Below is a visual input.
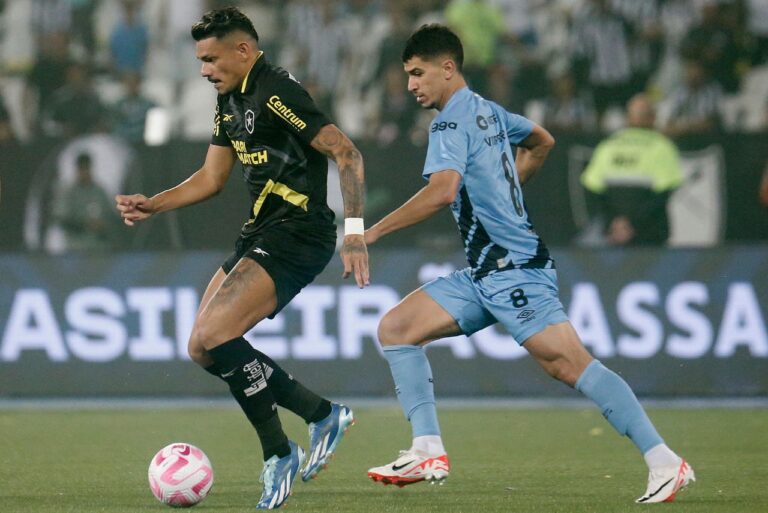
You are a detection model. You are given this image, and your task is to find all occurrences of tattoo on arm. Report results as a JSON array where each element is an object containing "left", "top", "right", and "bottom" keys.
[{"left": 313, "top": 125, "right": 365, "bottom": 218}]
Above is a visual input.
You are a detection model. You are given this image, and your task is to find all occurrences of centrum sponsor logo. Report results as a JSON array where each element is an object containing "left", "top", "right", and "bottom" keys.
[{"left": 267, "top": 95, "right": 307, "bottom": 131}]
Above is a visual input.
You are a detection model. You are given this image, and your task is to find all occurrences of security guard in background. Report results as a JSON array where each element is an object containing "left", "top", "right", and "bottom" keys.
[{"left": 581, "top": 94, "right": 683, "bottom": 245}]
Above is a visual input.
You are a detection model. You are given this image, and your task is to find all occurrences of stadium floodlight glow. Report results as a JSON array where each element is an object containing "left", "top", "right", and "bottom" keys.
[{"left": 144, "top": 107, "right": 172, "bottom": 146}]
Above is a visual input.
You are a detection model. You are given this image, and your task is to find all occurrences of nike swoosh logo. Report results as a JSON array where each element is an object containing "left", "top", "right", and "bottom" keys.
[
  {"left": 640, "top": 477, "right": 674, "bottom": 502},
  {"left": 221, "top": 368, "right": 237, "bottom": 379},
  {"left": 391, "top": 460, "right": 415, "bottom": 471}
]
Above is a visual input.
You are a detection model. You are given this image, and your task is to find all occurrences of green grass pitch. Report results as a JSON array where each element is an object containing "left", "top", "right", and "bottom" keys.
[{"left": 1, "top": 406, "right": 766, "bottom": 513}]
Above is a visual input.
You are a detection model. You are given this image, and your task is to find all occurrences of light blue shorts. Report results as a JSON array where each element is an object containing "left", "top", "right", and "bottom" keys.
[{"left": 422, "top": 267, "right": 569, "bottom": 345}]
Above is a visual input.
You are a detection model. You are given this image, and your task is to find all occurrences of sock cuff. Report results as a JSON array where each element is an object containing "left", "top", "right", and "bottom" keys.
[
  {"left": 574, "top": 359, "right": 603, "bottom": 392},
  {"left": 407, "top": 399, "right": 436, "bottom": 420},
  {"left": 208, "top": 337, "right": 255, "bottom": 369},
  {"left": 382, "top": 345, "right": 423, "bottom": 354}
]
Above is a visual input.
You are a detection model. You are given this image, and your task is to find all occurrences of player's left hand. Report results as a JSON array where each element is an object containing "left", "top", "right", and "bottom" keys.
[{"left": 341, "top": 234, "right": 369, "bottom": 288}]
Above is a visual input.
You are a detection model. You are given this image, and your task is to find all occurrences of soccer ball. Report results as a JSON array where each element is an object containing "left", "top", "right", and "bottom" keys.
[{"left": 148, "top": 442, "right": 214, "bottom": 508}]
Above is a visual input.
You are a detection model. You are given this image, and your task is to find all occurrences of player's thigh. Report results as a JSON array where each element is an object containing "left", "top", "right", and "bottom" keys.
[
  {"left": 379, "top": 268, "right": 494, "bottom": 346},
  {"left": 524, "top": 321, "right": 593, "bottom": 386},
  {"left": 193, "top": 258, "right": 278, "bottom": 349},
  {"left": 379, "top": 289, "right": 463, "bottom": 346},
  {"left": 197, "top": 267, "right": 227, "bottom": 317},
  {"left": 188, "top": 268, "right": 228, "bottom": 360}
]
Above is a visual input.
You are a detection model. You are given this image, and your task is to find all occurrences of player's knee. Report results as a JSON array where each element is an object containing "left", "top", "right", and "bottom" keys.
[
  {"left": 544, "top": 359, "right": 581, "bottom": 387},
  {"left": 187, "top": 342, "right": 208, "bottom": 366},
  {"left": 188, "top": 321, "right": 223, "bottom": 353},
  {"left": 378, "top": 311, "right": 409, "bottom": 346}
]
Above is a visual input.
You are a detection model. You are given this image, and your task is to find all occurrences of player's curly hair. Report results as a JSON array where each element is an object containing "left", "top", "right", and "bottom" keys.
[
  {"left": 191, "top": 6, "right": 259, "bottom": 42},
  {"left": 402, "top": 24, "right": 463, "bottom": 71}
]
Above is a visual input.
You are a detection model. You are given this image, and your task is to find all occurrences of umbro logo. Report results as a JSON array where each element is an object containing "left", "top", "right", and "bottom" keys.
[
  {"left": 252, "top": 248, "right": 270, "bottom": 257},
  {"left": 517, "top": 310, "right": 535, "bottom": 319}
]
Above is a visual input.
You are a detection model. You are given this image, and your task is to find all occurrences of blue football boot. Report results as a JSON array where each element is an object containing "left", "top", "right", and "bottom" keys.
[
  {"left": 256, "top": 441, "right": 305, "bottom": 509},
  {"left": 301, "top": 403, "right": 355, "bottom": 481}
]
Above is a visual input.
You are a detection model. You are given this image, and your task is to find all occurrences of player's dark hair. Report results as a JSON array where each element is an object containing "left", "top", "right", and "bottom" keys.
[
  {"left": 402, "top": 24, "right": 463, "bottom": 71},
  {"left": 191, "top": 6, "right": 259, "bottom": 42}
]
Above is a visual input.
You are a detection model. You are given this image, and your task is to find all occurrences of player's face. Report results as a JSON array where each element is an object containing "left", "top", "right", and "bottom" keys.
[
  {"left": 196, "top": 36, "right": 248, "bottom": 94},
  {"left": 403, "top": 56, "right": 448, "bottom": 110}
]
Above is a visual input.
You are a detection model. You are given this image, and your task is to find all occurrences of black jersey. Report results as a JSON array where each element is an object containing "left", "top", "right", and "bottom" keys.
[{"left": 211, "top": 54, "right": 336, "bottom": 240}]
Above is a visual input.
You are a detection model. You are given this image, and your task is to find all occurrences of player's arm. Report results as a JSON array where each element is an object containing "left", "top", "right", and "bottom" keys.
[
  {"left": 515, "top": 124, "right": 555, "bottom": 185},
  {"left": 310, "top": 123, "right": 369, "bottom": 287},
  {"left": 116, "top": 144, "right": 236, "bottom": 226},
  {"left": 365, "top": 170, "right": 461, "bottom": 245}
]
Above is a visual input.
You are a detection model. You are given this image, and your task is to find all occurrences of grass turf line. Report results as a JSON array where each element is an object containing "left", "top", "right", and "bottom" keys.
[{"left": 0, "top": 407, "right": 766, "bottom": 512}]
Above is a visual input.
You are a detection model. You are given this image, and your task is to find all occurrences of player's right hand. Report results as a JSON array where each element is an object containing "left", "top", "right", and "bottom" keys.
[{"left": 115, "top": 194, "right": 155, "bottom": 226}]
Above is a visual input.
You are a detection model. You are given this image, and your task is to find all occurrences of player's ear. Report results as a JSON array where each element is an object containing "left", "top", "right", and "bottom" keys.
[
  {"left": 236, "top": 40, "right": 251, "bottom": 61},
  {"left": 442, "top": 59, "right": 456, "bottom": 80}
]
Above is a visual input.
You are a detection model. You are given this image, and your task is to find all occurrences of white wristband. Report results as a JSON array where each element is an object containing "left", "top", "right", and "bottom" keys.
[{"left": 344, "top": 217, "right": 364, "bottom": 236}]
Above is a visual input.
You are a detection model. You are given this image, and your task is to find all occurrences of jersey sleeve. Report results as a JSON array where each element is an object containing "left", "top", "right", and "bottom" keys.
[
  {"left": 210, "top": 96, "right": 231, "bottom": 147},
  {"left": 422, "top": 119, "right": 469, "bottom": 179},
  {"left": 503, "top": 111, "right": 534, "bottom": 145},
  {"left": 262, "top": 75, "right": 331, "bottom": 145}
]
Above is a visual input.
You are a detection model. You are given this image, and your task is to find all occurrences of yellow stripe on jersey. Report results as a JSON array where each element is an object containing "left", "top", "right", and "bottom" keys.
[{"left": 251, "top": 179, "right": 309, "bottom": 220}]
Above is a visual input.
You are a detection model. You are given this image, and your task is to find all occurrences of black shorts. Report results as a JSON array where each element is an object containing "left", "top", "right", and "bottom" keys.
[{"left": 221, "top": 224, "right": 336, "bottom": 318}]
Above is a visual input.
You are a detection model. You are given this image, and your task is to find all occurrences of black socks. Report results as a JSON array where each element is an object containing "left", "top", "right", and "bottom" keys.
[
  {"left": 254, "top": 350, "right": 332, "bottom": 423},
  {"left": 208, "top": 337, "right": 290, "bottom": 460}
]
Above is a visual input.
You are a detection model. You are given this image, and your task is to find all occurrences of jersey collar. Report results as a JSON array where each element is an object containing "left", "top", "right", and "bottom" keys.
[
  {"left": 442, "top": 86, "right": 471, "bottom": 112},
  {"left": 239, "top": 51, "right": 265, "bottom": 95}
]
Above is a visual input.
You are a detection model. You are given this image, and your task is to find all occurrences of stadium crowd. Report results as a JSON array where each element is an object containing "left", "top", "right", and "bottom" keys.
[
  {"left": 0, "top": 0, "right": 767, "bottom": 145},
  {"left": 1, "top": 0, "right": 767, "bottom": 253}
]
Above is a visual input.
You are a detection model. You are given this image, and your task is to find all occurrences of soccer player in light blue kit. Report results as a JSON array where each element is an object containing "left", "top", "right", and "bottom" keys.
[{"left": 365, "top": 25, "right": 694, "bottom": 504}]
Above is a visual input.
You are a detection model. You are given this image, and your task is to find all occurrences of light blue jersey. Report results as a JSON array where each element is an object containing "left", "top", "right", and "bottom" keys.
[{"left": 423, "top": 87, "right": 553, "bottom": 279}]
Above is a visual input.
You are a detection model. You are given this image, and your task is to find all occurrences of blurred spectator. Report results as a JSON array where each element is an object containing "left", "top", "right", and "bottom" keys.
[
  {"left": 31, "top": 0, "right": 72, "bottom": 42},
  {"left": 611, "top": 0, "right": 664, "bottom": 93},
  {"left": 44, "top": 62, "right": 106, "bottom": 138},
  {"left": 581, "top": 94, "right": 684, "bottom": 245},
  {"left": 109, "top": 0, "right": 149, "bottom": 77},
  {"left": 748, "top": 0, "right": 768, "bottom": 64},
  {"left": 26, "top": 33, "right": 74, "bottom": 120},
  {"left": 445, "top": 0, "right": 506, "bottom": 97},
  {"left": 70, "top": 0, "right": 97, "bottom": 60},
  {"left": 760, "top": 160, "right": 768, "bottom": 208},
  {"left": 281, "top": 0, "right": 349, "bottom": 113},
  {"left": 657, "top": 59, "right": 723, "bottom": 137},
  {"left": 52, "top": 153, "right": 117, "bottom": 252},
  {"left": 680, "top": 1, "right": 751, "bottom": 93},
  {"left": 570, "top": 0, "right": 635, "bottom": 117},
  {"left": 111, "top": 72, "right": 155, "bottom": 145},
  {"left": 0, "top": 93, "right": 17, "bottom": 145},
  {"left": 369, "top": 62, "right": 417, "bottom": 146},
  {"left": 652, "top": 0, "right": 701, "bottom": 98},
  {"left": 542, "top": 68, "right": 599, "bottom": 132}
]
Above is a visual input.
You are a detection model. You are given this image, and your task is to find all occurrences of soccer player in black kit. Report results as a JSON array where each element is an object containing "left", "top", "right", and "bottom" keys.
[{"left": 115, "top": 7, "right": 368, "bottom": 510}]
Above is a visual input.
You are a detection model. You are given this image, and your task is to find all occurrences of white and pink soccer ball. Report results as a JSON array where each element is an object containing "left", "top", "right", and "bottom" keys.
[{"left": 148, "top": 443, "right": 214, "bottom": 508}]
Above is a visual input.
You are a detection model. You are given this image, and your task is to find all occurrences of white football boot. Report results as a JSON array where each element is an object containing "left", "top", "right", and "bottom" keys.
[
  {"left": 636, "top": 458, "right": 695, "bottom": 503},
  {"left": 367, "top": 449, "right": 450, "bottom": 487}
]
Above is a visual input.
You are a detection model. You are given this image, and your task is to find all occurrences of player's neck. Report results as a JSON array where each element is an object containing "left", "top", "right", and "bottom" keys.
[{"left": 437, "top": 77, "right": 467, "bottom": 111}]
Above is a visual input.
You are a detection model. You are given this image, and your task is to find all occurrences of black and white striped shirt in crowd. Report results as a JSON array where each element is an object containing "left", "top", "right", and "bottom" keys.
[
  {"left": 611, "top": 0, "right": 661, "bottom": 75},
  {"left": 570, "top": 6, "right": 632, "bottom": 86},
  {"left": 657, "top": 82, "right": 724, "bottom": 128}
]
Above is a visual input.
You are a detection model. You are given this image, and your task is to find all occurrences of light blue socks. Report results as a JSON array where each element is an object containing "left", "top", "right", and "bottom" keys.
[
  {"left": 576, "top": 360, "right": 663, "bottom": 454},
  {"left": 382, "top": 345, "right": 441, "bottom": 437}
]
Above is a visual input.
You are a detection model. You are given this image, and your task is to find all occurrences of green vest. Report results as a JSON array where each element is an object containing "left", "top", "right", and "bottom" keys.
[{"left": 581, "top": 128, "right": 683, "bottom": 193}]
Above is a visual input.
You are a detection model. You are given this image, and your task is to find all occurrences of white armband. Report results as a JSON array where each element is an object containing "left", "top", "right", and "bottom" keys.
[{"left": 344, "top": 217, "right": 364, "bottom": 236}]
